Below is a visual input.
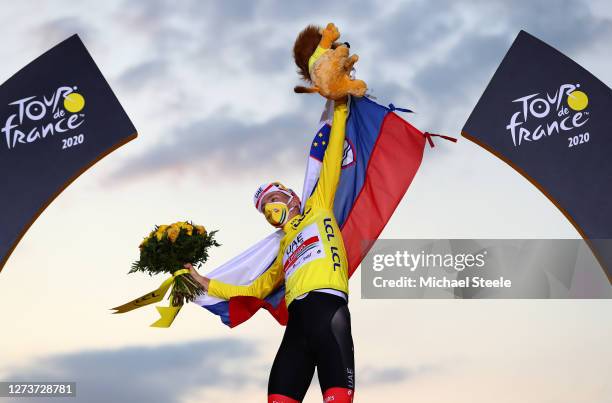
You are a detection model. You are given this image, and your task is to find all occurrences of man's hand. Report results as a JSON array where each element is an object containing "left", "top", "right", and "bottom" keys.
[{"left": 184, "top": 263, "right": 210, "bottom": 292}]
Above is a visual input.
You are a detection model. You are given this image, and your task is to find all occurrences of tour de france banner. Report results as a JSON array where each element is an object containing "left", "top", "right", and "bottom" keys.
[
  {"left": 458, "top": 30, "right": 612, "bottom": 293},
  {"left": 0, "top": 34, "right": 137, "bottom": 272}
]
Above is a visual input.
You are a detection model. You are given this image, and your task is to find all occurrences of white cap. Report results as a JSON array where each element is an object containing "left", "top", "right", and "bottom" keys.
[{"left": 253, "top": 181, "right": 292, "bottom": 212}]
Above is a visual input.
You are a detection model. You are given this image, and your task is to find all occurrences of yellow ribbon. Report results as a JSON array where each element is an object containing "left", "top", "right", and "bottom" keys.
[{"left": 111, "top": 268, "right": 191, "bottom": 328}]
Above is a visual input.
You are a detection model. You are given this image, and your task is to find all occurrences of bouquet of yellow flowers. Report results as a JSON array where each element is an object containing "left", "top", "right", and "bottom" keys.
[
  {"left": 131, "top": 221, "right": 219, "bottom": 305},
  {"left": 112, "top": 221, "right": 219, "bottom": 327}
]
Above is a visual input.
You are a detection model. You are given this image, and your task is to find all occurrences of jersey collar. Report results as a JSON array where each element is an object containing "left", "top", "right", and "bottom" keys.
[{"left": 283, "top": 214, "right": 302, "bottom": 231}]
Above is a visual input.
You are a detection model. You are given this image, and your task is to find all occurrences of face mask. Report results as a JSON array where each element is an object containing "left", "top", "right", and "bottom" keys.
[{"left": 264, "top": 194, "right": 296, "bottom": 227}]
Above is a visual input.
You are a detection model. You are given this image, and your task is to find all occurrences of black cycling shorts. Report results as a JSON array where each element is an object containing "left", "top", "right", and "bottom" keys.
[{"left": 267, "top": 291, "right": 355, "bottom": 401}]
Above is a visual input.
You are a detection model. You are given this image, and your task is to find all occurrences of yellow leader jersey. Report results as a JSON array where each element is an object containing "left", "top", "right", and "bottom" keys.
[{"left": 208, "top": 102, "right": 349, "bottom": 308}]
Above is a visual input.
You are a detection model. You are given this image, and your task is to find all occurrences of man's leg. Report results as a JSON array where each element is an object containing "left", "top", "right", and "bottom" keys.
[
  {"left": 268, "top": 394, "right": 299, "bottom": 403},
  {"left": 268, "top": 307, "right": 316, "bottom": 402},
  {"left": 312, "top": 293, "right": 355, "bottom": 403},
  {"left": 315, "top": 301, "right": 355, "bottom": 403}
]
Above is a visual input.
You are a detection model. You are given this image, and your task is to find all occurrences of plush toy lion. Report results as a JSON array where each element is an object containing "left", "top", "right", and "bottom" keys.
[{"left": 293, "top": 23, "right": 367, "bottom": 101}]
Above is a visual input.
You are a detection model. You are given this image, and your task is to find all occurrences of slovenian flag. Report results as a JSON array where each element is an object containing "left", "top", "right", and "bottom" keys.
[{"left": 192, "top": 96, "right": 452, "bottom": 327}]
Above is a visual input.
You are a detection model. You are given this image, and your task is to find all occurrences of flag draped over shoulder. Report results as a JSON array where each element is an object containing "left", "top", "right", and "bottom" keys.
[
  {"left": 193, "top": 96, "right": 434, "bottom": 327},
  {"left": 0, "top": 35, "right": 137, "bottom": 272},
  {"left": 462, "top": 30, "right": 612, "bottom": 284}
]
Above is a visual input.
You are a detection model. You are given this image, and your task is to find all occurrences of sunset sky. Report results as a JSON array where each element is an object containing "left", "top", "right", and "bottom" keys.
[{"left": 1, "top": 1, "right": 611, "bottom": 402}]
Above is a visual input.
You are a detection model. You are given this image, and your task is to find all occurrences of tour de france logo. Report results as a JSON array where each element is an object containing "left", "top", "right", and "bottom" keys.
[
  {"left": 2, "top": 85, "right": 86, "bottom": 151},
  {"left": 505, "top": 83, "right": 590, "bottom": 149}
]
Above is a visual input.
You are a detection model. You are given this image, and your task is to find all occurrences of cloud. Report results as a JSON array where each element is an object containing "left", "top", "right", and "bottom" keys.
[
  {"left": 99, "top": 0, "right": 612, "bottom": 185},
  {"left": 411, "top": 31, "right": 511, "bottom": 104},
  {"left": 503, "top": 0, "right": 612, "bottom": 51},
  {"left": 102, "top": 108, "right": 320, "bottom": 185},
  {"left": 117, "top": 59, "right": 169, "bottom": 92},
  {"left": 357, "top": 364, "right": 436, "bottom": 385},
  {"left": 33, "top": 16, "right": 97, "bottom": 49},
  {"left": 3, "top": 339, "right": 263, "bottom": 403},
  {"left": 360, "top": 0, "right": 612, "bottom": 133},
  {"left": 2, "top": 336, "right": 441, "bottom": 403},
  {"left": 256, "top": 0, "right": 381, "bottom": 20}
]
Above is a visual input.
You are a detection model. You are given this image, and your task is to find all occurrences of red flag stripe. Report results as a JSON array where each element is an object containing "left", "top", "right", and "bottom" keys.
[{"left": 341, "top": 112, "right": 426, "bottom": 277}]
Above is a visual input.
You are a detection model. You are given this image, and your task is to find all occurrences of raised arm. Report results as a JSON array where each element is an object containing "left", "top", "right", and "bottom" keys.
[
  {"left": 188, "top": 260, "right": 284, "bottom": 300},
  {"left": 308, "top": 100, "right": 349, "bottom": 210}
]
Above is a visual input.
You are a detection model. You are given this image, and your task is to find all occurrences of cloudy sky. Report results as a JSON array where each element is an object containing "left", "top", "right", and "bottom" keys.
[{"left": 1, "top": 1, "right": 611, "bottom": 402}]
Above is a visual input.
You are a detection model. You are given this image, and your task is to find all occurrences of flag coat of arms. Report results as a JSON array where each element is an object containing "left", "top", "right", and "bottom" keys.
[
  {"left": 0, "top": 35, "right": 137, "bottom": 272},
  {"left": 194, "top": 96, "right": 436, "bottom": 327}
]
